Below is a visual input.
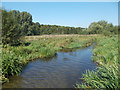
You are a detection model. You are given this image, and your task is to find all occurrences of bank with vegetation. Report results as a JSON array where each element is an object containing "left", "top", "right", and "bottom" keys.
[
  {"left": 1, "top": 9, "right": 119, "bottom": 88},
  {"left": 75, "top": 36, "right": 119, "bottom": 88},
  {"left": 1, "top": 35, "right": 97, "bottom": 84}
]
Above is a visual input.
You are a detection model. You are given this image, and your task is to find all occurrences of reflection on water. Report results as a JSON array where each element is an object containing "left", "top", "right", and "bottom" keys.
[{"left": 3, "top": 46, "right": 96, "bottom": 88}]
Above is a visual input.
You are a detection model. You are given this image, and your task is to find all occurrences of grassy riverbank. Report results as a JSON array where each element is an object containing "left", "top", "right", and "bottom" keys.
[
  {"left": 75, "top": 36, "right": 119, "bottom": 88},
  {"left": 1, "top": 35, "right": 97, "bottom": 84},
  {"left": 2, "top": 35, "right": 118, "bottom": 88}
]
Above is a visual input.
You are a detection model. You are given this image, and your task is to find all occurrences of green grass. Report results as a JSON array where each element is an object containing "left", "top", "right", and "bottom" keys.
[
  {"left": 75, "top": 36, "right": 119, "bottom": 89},
  {"left": 1, "top": 35, "right": 96, "bottom": 83}
]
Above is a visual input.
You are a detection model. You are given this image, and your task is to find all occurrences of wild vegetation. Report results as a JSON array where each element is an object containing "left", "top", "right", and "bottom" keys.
[
  {"left": 75, "top": 36, "right": 119, "bottom": 88},
  {"left": 1, "top": 35, "right": 97, "bottom": 83},
  {"left": 1, "top": 9, "right": 119, "bottom": 89}
]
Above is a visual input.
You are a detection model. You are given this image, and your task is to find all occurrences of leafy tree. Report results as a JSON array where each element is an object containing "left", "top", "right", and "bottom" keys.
[
  {"left": 87, "top": 20, "right": 117, "bottom": 35},
  {"left": 28, "top": 22, "right": 40, "bottom": 35},
  {"left": 2, "top": 10, "right": 33, "bottom": 46},
  {"left": 2, "top": 10, "right": 21, "bottom": 46}
]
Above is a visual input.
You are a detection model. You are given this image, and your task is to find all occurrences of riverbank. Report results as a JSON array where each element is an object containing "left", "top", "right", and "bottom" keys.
[
  {"left": 1, "top": 35, "right": 98, "bottom": 84},
  {"left": 2, "top": 35, "right": 118, "bottom": 88},
  {"left": 2, "top": 45, "right": 96, "bottom": 88},
  {"left": 75, "top": 36, "right": 119, "bottom": 88}
]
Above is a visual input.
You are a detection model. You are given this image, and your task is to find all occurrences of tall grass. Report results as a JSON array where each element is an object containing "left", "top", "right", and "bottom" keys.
[
  {"left": 1, "top": 35, "right": 96, "bottom": 83},
  {"left": 75, "top": 36, "right": 119, "bottom": 89}
]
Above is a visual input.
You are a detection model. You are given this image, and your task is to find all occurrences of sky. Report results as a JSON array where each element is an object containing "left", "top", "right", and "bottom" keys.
[
  {"left": 2, "top": 0, "right": 120, "bottom": 2},
  {"left": 2, "top": 2, "right": 118, "bottom": 28}
]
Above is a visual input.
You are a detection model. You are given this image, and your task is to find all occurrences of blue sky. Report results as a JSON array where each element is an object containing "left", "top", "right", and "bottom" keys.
[{"left": 2, "top": 2, "right": 118, "bottom": 28}]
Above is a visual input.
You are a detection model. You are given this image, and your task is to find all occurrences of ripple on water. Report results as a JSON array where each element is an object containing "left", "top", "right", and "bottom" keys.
[{"left": 3, "top": 46, "right": 96, "bottom": 88}]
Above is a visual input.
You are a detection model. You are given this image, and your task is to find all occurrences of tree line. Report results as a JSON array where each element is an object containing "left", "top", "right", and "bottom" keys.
[{"left": 1, "top": 9, "right": 118, "bottom": 46}]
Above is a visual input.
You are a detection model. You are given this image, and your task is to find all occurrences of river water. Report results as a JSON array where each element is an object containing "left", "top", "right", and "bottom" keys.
[{"left": 3, "top": 45, "right": 96, "bottom": 88}]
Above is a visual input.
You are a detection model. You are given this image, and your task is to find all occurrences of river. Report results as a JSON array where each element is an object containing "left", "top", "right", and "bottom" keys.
[{"left": 3, "top": 45, "right": 96, "bottom": 88}]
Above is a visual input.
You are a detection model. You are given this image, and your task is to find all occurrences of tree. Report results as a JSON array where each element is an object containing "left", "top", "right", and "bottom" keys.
[
  {"left": 2, "top": 10, "right": 21, "bottom": 46},
  {"left": 87, "top": 20, "right": 117, "bottom": 35},
  {"left": 2, "top": 9, "right": 33, "bottom": 46}
]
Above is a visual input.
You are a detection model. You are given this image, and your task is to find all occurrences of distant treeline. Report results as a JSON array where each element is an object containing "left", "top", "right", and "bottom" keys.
[
  {"left": 2, "top": 10, "right": 85, "bottom": 36},
  {"left": 2, "top": 9, "right": 118, "bottom": 45}
]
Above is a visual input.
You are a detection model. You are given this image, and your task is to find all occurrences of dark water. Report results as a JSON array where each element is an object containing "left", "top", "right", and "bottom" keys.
[{"left": 3, "top": 46, "right": 96, "bottom": 88}]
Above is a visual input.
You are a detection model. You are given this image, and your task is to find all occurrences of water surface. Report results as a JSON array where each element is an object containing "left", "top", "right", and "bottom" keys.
[{"left": 3, "top": 46, "right": 96, "bottom": 88}]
